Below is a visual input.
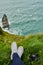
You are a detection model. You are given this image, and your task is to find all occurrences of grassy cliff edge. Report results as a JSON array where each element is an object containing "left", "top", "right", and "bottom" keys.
[{"left": 0, "top": 28, "right": 43, "bottom": 65}]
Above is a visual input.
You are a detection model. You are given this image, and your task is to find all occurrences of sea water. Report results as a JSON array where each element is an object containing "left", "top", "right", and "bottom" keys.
[{"left": 0, "top": 0, "right": 43, "bottom": 35}]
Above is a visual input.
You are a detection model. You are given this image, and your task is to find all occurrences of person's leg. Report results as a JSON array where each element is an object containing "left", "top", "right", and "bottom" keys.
[
  {"left": 11, "top": 53, "right": 24, "bottom": 65},
  {"left": 11, "top": 42, "right": 24, "bottom": 65}
]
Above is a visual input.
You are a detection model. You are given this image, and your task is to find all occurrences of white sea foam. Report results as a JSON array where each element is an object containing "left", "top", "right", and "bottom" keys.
[
  {"left": 9, "top": 28, "right": 23, "bottom": 35},
  {"left": 0, "top": 18, "right": 23, "bottom": 35},
  {"left": 0, "top": 18, "right": 2, "bottom": 27}
]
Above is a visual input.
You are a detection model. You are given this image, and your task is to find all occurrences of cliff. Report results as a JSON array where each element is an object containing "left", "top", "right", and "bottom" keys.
[{"left": 0, "top": 28, "right": 43, "bottom": 65}]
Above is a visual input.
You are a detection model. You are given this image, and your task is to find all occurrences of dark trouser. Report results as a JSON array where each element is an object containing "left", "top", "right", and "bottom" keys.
[{"left": 11, "top": 53, "right": 24, "bottom": 65}]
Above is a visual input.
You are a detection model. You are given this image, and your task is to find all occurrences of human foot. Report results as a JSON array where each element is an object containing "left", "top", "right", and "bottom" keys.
[
  {"left": 17, "top": 46, "right": 24, "bottom": 58},
  {"left": 11, "top": 42, "right": 17, "bottom": 60}
]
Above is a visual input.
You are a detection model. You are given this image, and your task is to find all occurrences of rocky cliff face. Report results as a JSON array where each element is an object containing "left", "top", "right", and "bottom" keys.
[
  {"left": 2, "top": 14, "right": 9, "bottom": 29},
  {"left": 0, "top": 27, "right": 4, "bottom": 35}
]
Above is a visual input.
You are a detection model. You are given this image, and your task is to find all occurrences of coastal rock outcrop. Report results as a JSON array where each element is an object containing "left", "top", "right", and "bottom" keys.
[{"left": 2, "top": 14, "right": 9, "bottom": 29}]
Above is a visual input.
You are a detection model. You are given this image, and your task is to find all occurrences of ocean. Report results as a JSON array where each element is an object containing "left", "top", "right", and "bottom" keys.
[{"left": 0, "top": 0, "right": 43, "bottom": 35}]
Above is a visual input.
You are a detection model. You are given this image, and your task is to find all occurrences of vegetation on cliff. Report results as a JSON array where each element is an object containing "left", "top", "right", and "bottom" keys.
[{"left": 0, "top": 28, "right": 43, "bottom": 65}]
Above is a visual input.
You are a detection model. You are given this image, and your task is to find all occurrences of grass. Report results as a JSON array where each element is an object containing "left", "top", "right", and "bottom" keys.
[{"left": 0, "top": 28, "right": 43, "bottom": 65}]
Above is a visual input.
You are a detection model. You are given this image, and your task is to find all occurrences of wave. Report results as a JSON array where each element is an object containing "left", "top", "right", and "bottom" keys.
[{"left": 0, "top": 18, "right": 23, "bottom": 35}]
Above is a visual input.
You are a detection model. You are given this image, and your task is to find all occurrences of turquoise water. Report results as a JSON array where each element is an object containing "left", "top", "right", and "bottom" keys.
[{"left": 0, "top": 0, "right": 43, "bottom": 35}]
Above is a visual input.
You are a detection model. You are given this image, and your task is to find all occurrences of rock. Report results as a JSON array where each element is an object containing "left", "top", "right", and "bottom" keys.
[
  {"left": 29, "top": 53, "right": 39, "bottom": 65},
  {"left": 29, "top": 53, "right": 39, "bottom": 61},
  {"left": 2, "top": 14, "right": 9, "bottom": 29}
]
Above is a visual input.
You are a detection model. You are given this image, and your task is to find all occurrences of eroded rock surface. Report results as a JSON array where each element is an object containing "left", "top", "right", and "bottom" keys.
[{"left": 2, "top": 14, "right": 9, "bottom": 29}]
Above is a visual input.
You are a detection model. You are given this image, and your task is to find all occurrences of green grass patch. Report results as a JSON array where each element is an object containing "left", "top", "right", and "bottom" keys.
[{"left": 0, "top": 28, "right": 43, "bottom": 65}]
